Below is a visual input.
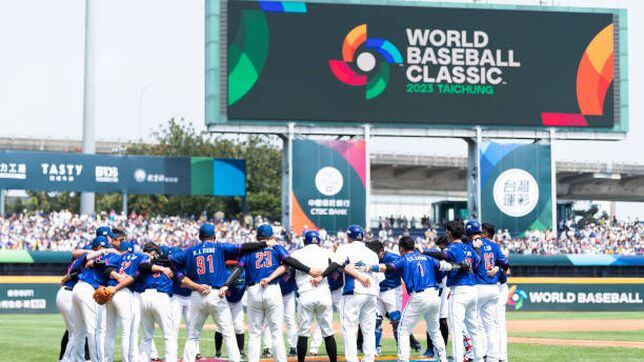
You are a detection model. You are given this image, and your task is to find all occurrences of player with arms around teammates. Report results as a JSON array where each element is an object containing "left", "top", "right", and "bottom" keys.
[{"left": 170, "top": 223, "right": 277, "bottom": 362}]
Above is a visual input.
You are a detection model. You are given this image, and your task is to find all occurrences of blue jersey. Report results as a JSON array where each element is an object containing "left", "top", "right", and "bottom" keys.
[
  {"left": 279, "top": 268, "right": 297, "bottom": 295},
  {"left": 475, "top": 238, "right": 509, "bottom": 285},
  {"left": 445, "top": 242, "right": 480, "bottom": 287},
  {"left": 379, "top": 252, "right": 402, "bottom": 291},
  {"left": 171, "top": 241, "right": 242, "bottom": 288},
  {"left": 107, "top": 252, "right": 145, "bottom": 291},
  {"left": 63, "top": 256, "right": 86, "bottom": 289},
  {"left": 78, "top": 252, "right": 121, "bottom": 289},
  {"left": 327, "top": 269, "right": 344, "bottom": 291},
  {"left": 238, "top": 245, "right": 289, "bottom": 285},
  {"left": 172, "top": 268, "right": 193, "bottom": 297},
  {"left": 226, "top": 268, "right": 246, "bottom": 303},
  {"left": 138, "top": 268, "right": 174, "bottom": 296},
  {"left": 388, "top": 251, "right": 442, "bottom": 293}
]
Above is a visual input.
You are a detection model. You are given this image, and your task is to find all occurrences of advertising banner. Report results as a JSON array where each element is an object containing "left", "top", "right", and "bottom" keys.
[
  {"left": 479, "top": 142, "right": 552, "bottom": 236},
  {"left": 227, "top": 1, "right": 617, "bottom": 128},
  {"left": 0, "top": 151, "right": 246, "bottom": 196},
  {"left": 0, "top": 283, "right": 59, "bottom": 314},
  {"left": 291, "top": 139, "right": 366, "bottom": 234},
  {"left": 506, "top": 281, "right": 644, "bottom": 311}
]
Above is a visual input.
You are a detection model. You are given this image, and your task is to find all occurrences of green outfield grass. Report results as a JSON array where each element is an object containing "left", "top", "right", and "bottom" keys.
[
  {"left": 505, "top": 311, "right": 644, "bottom": 320},
  {"left": 509, "top": 330, "right": 644, "bottom": 342},
  {"left": 0, "top": 313, "right": 642, "bottom": 362}
]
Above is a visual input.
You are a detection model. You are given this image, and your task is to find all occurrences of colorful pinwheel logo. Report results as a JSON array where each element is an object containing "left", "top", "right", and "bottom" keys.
[
  {"left": 328, "top": 24, "right": 403, "bottom": 100},
  {"left": 507, "top": 285, "right": 528, "bottom": 310}
]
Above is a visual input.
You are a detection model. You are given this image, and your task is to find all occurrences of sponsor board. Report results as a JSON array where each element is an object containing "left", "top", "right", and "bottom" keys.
[{"left": 507, "top": 283, "right": 644, "bottom": 311}]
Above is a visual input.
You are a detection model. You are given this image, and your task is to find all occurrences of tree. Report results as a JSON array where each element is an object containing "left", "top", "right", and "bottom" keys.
[{"left": 125, "top": 118, "right": 282, "bottom": 220}]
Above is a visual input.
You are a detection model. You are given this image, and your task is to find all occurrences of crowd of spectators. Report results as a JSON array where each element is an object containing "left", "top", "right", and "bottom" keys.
[{"left": 0, "top": 210, "right": 641, "bottom": 256}]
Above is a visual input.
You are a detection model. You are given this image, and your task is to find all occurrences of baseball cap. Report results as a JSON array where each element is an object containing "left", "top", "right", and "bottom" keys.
[
  {"left": 199, "top": 223, "right": 215, "bottom": 240},
  {"left": 92, "top": 236, "right": 110, "bottom": 249},
  {"left": 257, "top": 224, "right": 273, "bottom": 239},
  {"left": 96, "top": 226, "right": 115, "bottom": 238},
  {"left": 119, "top": 241, "right": 134, "bottom": 253}
]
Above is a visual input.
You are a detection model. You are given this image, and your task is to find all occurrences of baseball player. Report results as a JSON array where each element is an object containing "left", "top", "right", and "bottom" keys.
[
  {"left": 366, "top": 240, "right": 423, "bottom": 356},
  {"left": 136, "top": 242, "right": 179, "bottom": 362},
  {"left": 467, "top": 221, "right": 509, "bottom": 362},
  {"left": 481, "top": 223, "right": 510, "bottom": 362},
  {"left": 57, "top": 249, "right": 89, "bottom": 361},
  {"left": 170, "top": 223, "right": 272, "bottom": 362},
  {"left": 358, "top": 236, "right": 468, "bottom": 362},
  {"left": 444, "top": 221, "right": 486, "bottom": 362},
  {"left": 103, "top": 240, "right": 145, "bottom": 362},
  {"left": 69, "top": 236, "right": 128, "bottom": 362},
  {"left": 168, "top": 246, "right": 200, "bottom": 358},
  {"left": 422, "top": 236, "right": 450, "bottom": 358},
  {"left": 309, "top": 261, "right": 344, "bottom": 356},
  {"left": 221, "top": 224, "right": 318, "bottom": 362},
  {"left": 279, "top": 267, "right": 299, "bottom": 356},
  {"left": 260, "top": 230, "right": 339, "bottom": 362},
  {"left": 215, "top": 261, "right": 246, "bottom": 359},
  {"left": 332, "top": 225, "right": 383, "bottom": 362}
]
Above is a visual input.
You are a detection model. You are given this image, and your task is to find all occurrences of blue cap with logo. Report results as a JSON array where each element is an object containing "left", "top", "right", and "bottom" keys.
[
  {"left": 92, "top": 236, "right": 110, "bottom": 249},
  {"left": 257, "top": 224, "right": 273, "bottom": 240},
  {"left": 465, "top": 220, "right": 483, "bottom": 236},
  {"left": 347, "top": 224, "right": 364, "bottom": 241},
  {"left": 96, "top": 226, "right": 115, "bottom": 238},
  {"left": 199, "top": 223, "right": 216, "bottom": 240},
  {"left": 119, "top": 241, "right": 134, "bottom": 253},
  {"left": 304, "top": 230, "right": 320, "bottom": 245}
]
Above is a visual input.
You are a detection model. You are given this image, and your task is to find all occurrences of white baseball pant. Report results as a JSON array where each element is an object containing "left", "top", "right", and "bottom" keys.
[
  {"left": 298, "top": 289, "right": 334, "bottom": 338},
  {"left": 398, "top": 289, "right": 446, "bottom": 362},
  {"left": 283, "top": 292, "right": 298, "bottom": 349},
  {"left": 448, "top": 285, "right": 486, "bottom": 362},
  {"left": 104, "top": 288, "right": 135, "bottom": 362},
  {"left": 184, "top": 289, "right": 240, "bottom": 362},
  {"left": 478, "top": 284, "right": 501, "bottom": 362},
  {"left": 311, "top": 287, "right": 343, "bottom": 354},
  {"left": 138, "top": 289, "right": 177, "bottom": 362},
  {"left": 70, "top": 281, "right": 99, "bottom": 362},
  {"left": 229, "top": 300, "right": 245, "bottom": 334},
  {"left": 377, "top": 288, "right": 399, "bottom": 317},
  {"left": 246, "top": 284, "right": 287, "bottom": 362},
  {"left": 56, "top": 287, "right": 75, "bottom": 362},
  {"left": 342, "top": 293, "right": 377, "bottom": 362},
  {"left": 498, "top": 283, "right": 509, "bottom": 361},
  {"left": 97, "top": 304, "right": 106, "bottom": 361}
]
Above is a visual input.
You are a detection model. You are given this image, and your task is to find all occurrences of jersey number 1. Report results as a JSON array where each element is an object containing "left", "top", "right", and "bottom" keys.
[{"left": 196, "top": 255, "right": 214, "bottom": 275}]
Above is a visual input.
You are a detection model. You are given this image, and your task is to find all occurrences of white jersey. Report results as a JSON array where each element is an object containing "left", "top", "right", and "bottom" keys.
[
  {"left": 291, "top": 244, "right": 335, "bottom": 294},
  {"left": 332, "top": 241, "right": 383, "bottom": 296}
]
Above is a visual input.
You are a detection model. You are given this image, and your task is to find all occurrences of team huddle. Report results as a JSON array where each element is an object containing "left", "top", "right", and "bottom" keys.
[{"left": 56, "top": 220, "right": 510, "bottom": 362}]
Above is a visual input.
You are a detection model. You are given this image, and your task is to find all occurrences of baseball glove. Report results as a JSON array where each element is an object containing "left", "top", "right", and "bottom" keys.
[{"left": 93, "top": 286, "right": 114, "bottom": 305}]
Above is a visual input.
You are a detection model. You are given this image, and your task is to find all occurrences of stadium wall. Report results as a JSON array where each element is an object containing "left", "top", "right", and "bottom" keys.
[{"left": 0, "top": 252, "right": 642, "bottom": 313}]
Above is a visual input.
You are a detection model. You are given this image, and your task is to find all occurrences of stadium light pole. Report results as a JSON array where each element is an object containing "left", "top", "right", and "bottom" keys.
[{"left": 80, "top": 0, "right": 97, "bottom": 216}]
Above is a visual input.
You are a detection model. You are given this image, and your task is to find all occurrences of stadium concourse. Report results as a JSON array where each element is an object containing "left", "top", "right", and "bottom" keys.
[{"left": 0, "top": 210, "right": 641, "bottom": 255}]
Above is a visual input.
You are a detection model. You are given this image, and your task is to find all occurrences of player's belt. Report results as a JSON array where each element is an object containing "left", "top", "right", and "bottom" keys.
[
  {"left": 409, "top": 289, "right": 425, "bottom": 294},
  {"left": 144, "top": 288, "right": 170, "bottom": 295},
  {"left": 63, "top": 286, "right": 73, "bottom": 291}
]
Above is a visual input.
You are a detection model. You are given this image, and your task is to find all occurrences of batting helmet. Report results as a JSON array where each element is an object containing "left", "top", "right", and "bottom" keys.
[
  {"left": 465, "top": 220, "right": 483, "bottom": 236},
  {"left": 303, "top": 230, "right": 321, "bottom": 245},
  {"left": 346, "top": 224, "right": 364, "bottom": 241}
]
